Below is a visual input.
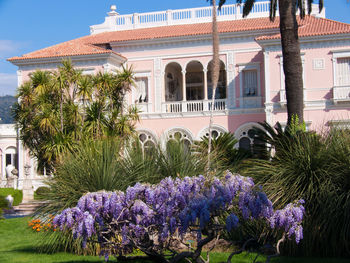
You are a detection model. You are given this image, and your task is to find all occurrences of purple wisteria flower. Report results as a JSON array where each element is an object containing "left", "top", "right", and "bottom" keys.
[{"left": 53, "top": 172, "right": 305, "bottom": 258}]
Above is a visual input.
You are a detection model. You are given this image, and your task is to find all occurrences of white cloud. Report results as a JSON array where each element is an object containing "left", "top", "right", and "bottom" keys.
[{"left": 0, "top": 73, "right": 17, "bottom": 96}]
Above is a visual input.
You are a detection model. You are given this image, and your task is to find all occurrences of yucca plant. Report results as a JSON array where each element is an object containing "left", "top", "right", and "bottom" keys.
[
  {"left": 38, "top": 138, "right": 126, "bottom": 215},
  {"left": 37, "top": 138, "right": 128, "bottom": 255},
  {"left": 242, "top": 123, "right": 350, "bottom": 257},
  {"left": 120, "top": 138, "right": 207, "bottom": 183},
  {"left": 193, "top": 132, "right": 250, "bottom": 172}
]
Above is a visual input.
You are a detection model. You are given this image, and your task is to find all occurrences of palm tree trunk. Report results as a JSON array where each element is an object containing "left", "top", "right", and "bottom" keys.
[
  {"left": 60, "top": 92, "right": 64, "bottom": 132},
  {"left": 207, "top": 0, "right": 220, "bottom": 175},
  {"left": 278, "top": 0, "right": 304, "bottom": 125},
  {"left": 81, "top": 99, "right": 86, "bottom": 133}
]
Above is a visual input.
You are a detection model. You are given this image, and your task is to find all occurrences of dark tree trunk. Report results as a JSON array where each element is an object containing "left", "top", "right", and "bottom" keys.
[{"left": 278, "top": 0, "right": 304, "bottom": 125}]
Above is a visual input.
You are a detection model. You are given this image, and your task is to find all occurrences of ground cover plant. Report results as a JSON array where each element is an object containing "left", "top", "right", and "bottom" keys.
[{"left": 53, "top": 172, "right": 304, "bottom": 262}]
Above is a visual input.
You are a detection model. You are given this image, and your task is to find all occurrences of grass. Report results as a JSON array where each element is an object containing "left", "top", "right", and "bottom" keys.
[{"left": 1, "top": 217, "right": 350, "bottom": 263}]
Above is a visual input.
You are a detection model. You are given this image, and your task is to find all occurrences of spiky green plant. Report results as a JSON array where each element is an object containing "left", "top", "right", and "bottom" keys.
[
  {"left": 38, "top": 138, "right": 124, "bottom": 215},
  {"left": 37, "top": 137, "right": 211, "bottom": 255},
  {"left": 242, "top": 124, "right": 350, "bottom": 257},
  {"left": 119, "top": 138, "right": 207, "bottom": 184},
  {"left": 194, "top": 132, "right": 250, "bottom": 172}
]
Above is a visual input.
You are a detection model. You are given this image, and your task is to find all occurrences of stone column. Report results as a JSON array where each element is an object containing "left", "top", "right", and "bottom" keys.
[
  {"left": 154, "top": 58, "right": 162, "bottom": 112},
  {"left": 227, "top": 51, "right": 235, "bottom": 109},
  {"left": 22, "top": 164, "right": 34, "bottom": 202},
  {"left": 182, "top": 70, "right": 187, "bottom": 102},
  {"left": 203, "top": 68, "right": 209, "bottom": 111},
  {"left": 203, "top": 68, "right": 208, "bottom": 100}
]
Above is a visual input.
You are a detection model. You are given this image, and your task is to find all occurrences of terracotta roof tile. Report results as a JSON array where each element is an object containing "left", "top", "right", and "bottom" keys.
[
  {"left": 8, "top": 38, "right": 124, "bottom": 61},
  {"left": 8, "top": 15, "right": 350, "bottom": 61},
  {"left": 86, "top": 17, "right": 280, "bottom": 44},
  {"left": 256, "top": 16, "right": 350, "bottom": 41}
]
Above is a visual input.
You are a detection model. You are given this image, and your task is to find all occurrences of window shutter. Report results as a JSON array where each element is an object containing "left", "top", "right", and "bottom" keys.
[
  {"left": 337, "top": 58, "right": 350, "bottom": 86},
  {"left": 243, "top": 70, "right": 257, "bottom": 96}
]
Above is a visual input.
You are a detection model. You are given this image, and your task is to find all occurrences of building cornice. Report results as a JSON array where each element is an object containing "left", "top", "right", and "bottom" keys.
[
  {"left": 257, "top": 33, "right": 350, "bottom": 49},
  {"left": 9, "top": 53, "right": 126, "bottom": 67}
]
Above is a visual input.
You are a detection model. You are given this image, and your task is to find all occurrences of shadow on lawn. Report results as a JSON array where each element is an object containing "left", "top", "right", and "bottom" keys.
[
  {"left": 13, "top": 246, "right": 154, "bottom": 263},
  {"left": 52, "top": 261, "right": 107, "bottom": 263},
  {"left": 55, "top": 260, "right": 153, "bottom": 263},
  {"left": 13, "top": 245, "right": 47, "bottom": 254}
]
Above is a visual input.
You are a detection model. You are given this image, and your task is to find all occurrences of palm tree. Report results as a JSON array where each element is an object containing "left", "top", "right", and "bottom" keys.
[
  {"left": 215, "top": 0, "right": 323, "bottom": 125},
  {"left": 84, "top": 101, "right": 107, "bottom": 138},
  {"left": 77, "top": 75, "right": 93, "bottom": 131},
  {"left": 114, "top": 65, "right": 135, "bottom": 113},
  {"left": 207, "top": 0, "right": 220, "bottom": 174},
  {"left": 14, "top": 61, "right": 140, "bottom": 172}
]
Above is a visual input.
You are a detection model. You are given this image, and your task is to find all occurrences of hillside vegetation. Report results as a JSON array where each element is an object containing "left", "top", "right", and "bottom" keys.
[{"left": 0, "top": 95, "right": 16, "bottom": 124}]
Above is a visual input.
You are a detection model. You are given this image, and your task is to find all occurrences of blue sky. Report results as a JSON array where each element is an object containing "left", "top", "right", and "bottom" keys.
[{"left": 0, "top": 0, "right": 349, "bottom": 95}]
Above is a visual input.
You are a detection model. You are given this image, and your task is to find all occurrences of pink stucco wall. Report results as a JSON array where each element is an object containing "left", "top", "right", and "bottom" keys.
[
  {"left": 137, "top": 112, "right": 265, "bottom": 141},
  {"left": 14, "top": 32, "right": 350, "bottom": 141}
]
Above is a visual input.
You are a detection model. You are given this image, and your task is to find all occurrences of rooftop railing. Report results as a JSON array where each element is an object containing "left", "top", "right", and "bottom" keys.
[{"left": 90, "top": 2, "right": 325, "bottom": 34}]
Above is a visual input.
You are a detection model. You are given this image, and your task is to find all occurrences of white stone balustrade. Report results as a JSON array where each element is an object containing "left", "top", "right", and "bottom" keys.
[
  {"left": 90, "top": 2, "right": 325, "bottom": 34},
  {"left": 162, "top": 99, "right": 226, "bottom": 113},
  {"left": 333, "top": 86, "right": 350, "bottom": 103},
  {"left": 280, "top": 89, "right": 287, "bottom": 106}
]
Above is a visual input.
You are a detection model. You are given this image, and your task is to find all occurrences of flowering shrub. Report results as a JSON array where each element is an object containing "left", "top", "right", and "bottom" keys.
[
  {"left": 53, "top": 172, "right": 304, "bottom": 262},
  {"left": 28, "top": 215, "right": 56, "bottom": 232}
]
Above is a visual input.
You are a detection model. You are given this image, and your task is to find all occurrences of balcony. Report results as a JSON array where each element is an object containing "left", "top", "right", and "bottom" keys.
[
  {"left": 333, "top": 86, "right": 350, "bottom": 104},
  {"left": 162, "top": 99, "right": 226, "bottom": 113},
  {"left": 279, "top": 89, "right": 307, "bottom": 107}
]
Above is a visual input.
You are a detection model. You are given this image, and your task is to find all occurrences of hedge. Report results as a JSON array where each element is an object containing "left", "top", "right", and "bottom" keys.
[
  {"left": 34, "top": 187, "right": 50, "bottom": 200},
  {"left": 0, "top": 188, "right": 23, "bottom": 206}
]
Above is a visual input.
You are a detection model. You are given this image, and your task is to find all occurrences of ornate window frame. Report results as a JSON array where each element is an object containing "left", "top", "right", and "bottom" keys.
[
  {"left": 196, "top": 125, "right": 228, "bottom": 140},
  {"left": 161, "top": 127, "right": 194, "bottom": 149},
  {"left": 136, "top": 129, "right": 158, "bottom": 152},
  {"left": 234, "top": 122, "right": 264, "bottom": 150}
]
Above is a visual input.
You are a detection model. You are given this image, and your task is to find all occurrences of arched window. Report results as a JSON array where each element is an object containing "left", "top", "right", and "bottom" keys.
[
  {"left": 165, "top": 128, "right": 193, "bottom": 152},
  {"left": 234, "top": 123, "right": 264, "bottom": 154},
  {"left": 137, "top": 130, "right": 157, "bottom": 154},
  {"left": 207, "top": 60, "right": 227, "bottom": 99}
]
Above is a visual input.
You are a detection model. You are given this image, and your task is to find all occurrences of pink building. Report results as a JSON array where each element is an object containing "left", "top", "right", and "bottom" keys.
[{"left": 7, "top": 2, "right": 350, "bottom": 154}]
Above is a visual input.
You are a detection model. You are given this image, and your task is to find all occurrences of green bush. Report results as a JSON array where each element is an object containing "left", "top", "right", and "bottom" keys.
[
  {"left": 37, "top": 137, "right": 212, "bottom": 255},
  {"left": 0, "top": 188, "right": 23, "bottom": 206},
  {"left": 0, "top": 196, "right": 7, "bottom": 218},
  {"left": 34, "top": 187, "right": 50, "bottom": 200}
]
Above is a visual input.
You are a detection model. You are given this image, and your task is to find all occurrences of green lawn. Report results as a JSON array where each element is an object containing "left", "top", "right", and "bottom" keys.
[{"left": 0, "top": 217, "right": 349, "bottom": 263}]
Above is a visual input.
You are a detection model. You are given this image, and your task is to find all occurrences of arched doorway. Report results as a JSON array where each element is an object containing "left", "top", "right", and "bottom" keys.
[
  {"left": 164, "top": 62, "right": 183, "bottom": 102},
  {"left": 186, "top": 61, "right": 204, "bottom": 101}
]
